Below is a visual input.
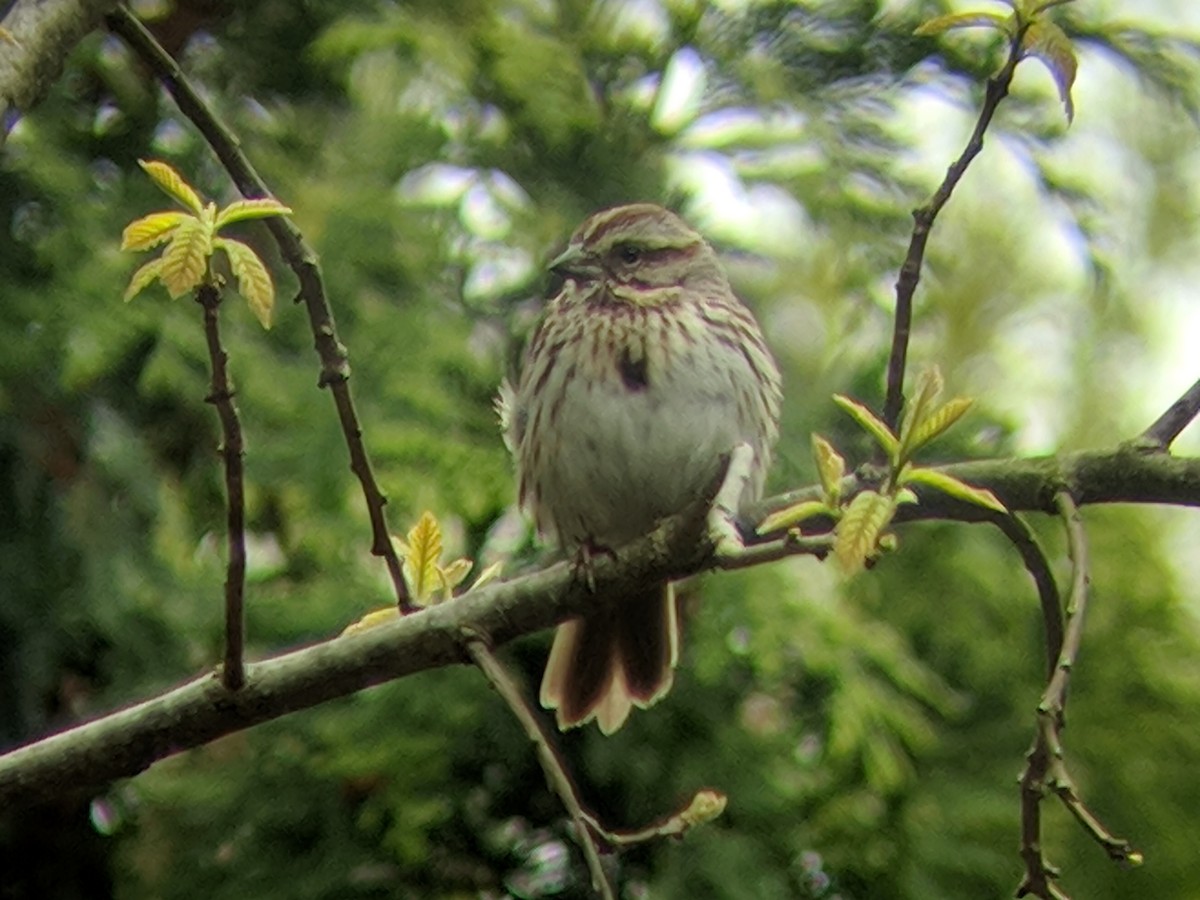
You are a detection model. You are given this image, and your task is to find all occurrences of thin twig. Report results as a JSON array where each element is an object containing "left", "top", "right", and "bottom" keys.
[
  {"left": 197, "top": 282, "right": 247, "bottom": 691},
  {"left": 105, "top": 4, "right": 413, "bottom": 612},
  {"left": 991, "top": 513, "right": 1062, "bottom": 680},
  {"left": 883, "top": 27, "right": 1028, "bottom": 429},
  {"left": 1139, "top": 375, "right": 1200, "bottom": 450},
  {"left": 1016, "top": 493, "right": 1137, "bottom": 898},
  {"left": 463, "top": 636, "right": 615, "bottom": 900}
]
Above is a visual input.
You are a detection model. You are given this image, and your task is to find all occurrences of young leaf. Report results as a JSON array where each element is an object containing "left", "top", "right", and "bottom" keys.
[
  {"left": 898, "top": 366, "right": 945, "bottom": 456},
  {"left": 678, "top": 789, "right": 727, "bottom": 828},
  {"left": 159, "top": 217, "right": 214, "bottom": 297},
  {"left": 832, "top": 395, "right": 899, "bottom": 459},
  {"left": 757, "top": 500, "right": 833, "bottom": 535},
  {"left": 812, "top": 434, "right": 846, "bottom": 503},
  {"left": 121, "top": 211, "right": 187, "bottom": 251},
  {"left": 340, "top": 607, "right": 400, "bottom": 636},
  {"left": 436, "top": 557, "right": 474, "bottom": 602},
  {"left": 914, "top": 10, "right": 1014, "bottom": 38},
  {"left": 470, "top": 561, "right": 504, "bottom": 592},
  {"left": 909, "top": 397, "right": 974, "bottom": 452},
  {"left": 215, "top": 198, "right": 293, "bottom": 230},
  {"left": 834, "top": 490, "right": 897, "bottom": 576},
  {"left": 216, "top": 237, "right": 275, "bottom": 329},
  {"left": 903, "top": 467, "right": 1008, "bottom": 513},
  {"left": 138, "top": 159, "right": 204, "bottom": 215},
  {"left": 1021, "top": 18, "right": 1077, "bottom": 121},
  {"left": 124, "top": 258, "right": 165, "bottom": 301},
  {"left": 396, "top": 511, "right": 443, "bottom": 605}
]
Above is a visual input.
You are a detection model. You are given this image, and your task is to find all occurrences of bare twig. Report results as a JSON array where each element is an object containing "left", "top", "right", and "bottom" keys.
[
  {"left": 105, "top": 4, "right": 413, "bottom": 611},
  {"left": 1016, "top": 493, "right": 1137, "bottom": 899},
  {"left": 884, "top": 27, "right": 1029, "bottom": 429},
  {"left": 196, "top": 282, "right": 247, "bottom": 691},
  {"left": 464, "top": 636, "right": 614, "bottom": 900},
  {"left": 1139, "top": 375, "right": 1200, "bottom": 450},
  {"left": 991, "top": 513, "right": 1062, "bottom": 680}
]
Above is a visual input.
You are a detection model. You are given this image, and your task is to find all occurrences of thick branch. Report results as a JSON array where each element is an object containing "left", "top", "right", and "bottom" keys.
[
  {"left": 105, "top": 5, "right": 412, "bottom": 610},
  {"left": 4, "top": 444, "right": 1200, "bottom": 808},
  {"left": 0, "top": 0, "right": 119, "bottom": 146},
  {"left": 0, "top": 493, "right": 716, "bottom": 809}
]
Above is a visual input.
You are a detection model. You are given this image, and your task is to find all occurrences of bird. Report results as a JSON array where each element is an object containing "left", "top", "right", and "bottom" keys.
[{"left": 499, "top": 203, "right": 782, "bottom": 733}]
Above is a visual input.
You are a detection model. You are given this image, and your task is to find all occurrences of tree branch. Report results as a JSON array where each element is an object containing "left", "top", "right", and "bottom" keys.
[
  {"left": 465, "top": 637, "right": 615, "bottom": 900},
  {"left": 0, "top": 0, "right": 119, "bottom": 146},
  {"left": 104, "top": 4, "right": 413, "bottom": 611},
  {"left": 990, "top": 513, "right": 1061, "bottom": 680},
  {"left": 883, "top": 27, "right": 1027, "bottom": 429},
  {"left": 1016, "top": 493, "right": 1137, "bottom": 899},
  {"left": 196, "top": 282, "right": 247, "bottom": 691},
  {"left": 1139, "top": 375, "right": 1200, "bottom": 450},
  {"left": 4, "top": 445, "right": 1200, "bottom": 809}
]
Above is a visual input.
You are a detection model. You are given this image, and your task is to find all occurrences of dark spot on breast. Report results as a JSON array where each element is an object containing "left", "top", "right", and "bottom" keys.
[{"left": 618, "top": 348, "right": 649, "bottom": 392}]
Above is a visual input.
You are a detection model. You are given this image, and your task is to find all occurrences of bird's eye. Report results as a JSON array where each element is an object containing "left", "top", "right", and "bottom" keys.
[{"left": 616, "top": 244, "right": 641, "bottom": 265}]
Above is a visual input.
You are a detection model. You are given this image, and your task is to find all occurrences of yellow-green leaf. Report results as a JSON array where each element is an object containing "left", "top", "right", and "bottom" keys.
[
  {"left": 138, "top": 159, "right": 204, "bottom": 215},
  {"left": 340, "top": 607, "right": 400, "bottom": 636},
  {"left": 832, "top": 394, "right": 899, "bottom": 459},
  {"left": 678, "top": 789, "right": 727, "bottom": 828},
  {"left": 397, "top": 511, "right": 443, "bottom": 604},
  {"left": 435, "top": 557, "right": 473, "bottom": 602},
  {"left": 757, "top": 500, "right": 833, "bottom": 535},
  {"left": 216, "top": 237, "right": 275, "bottom": 329},
  {"left": 899, "top": 366, "right": 945, "bottom": 455},
  {"left": 904, "top": 467, "right": 1008, "bottom": 513},
  {"left": 812, "top": 434, "right": 846, "bottom": 503},
  {"left": 215, "top": 198, "right": 293, "bottom": 230},
  {"left": 914, "top": 11, "right": 1013, "bottom": 37},
  {"left": 121, "top": 211, "right": 187, "bottom": 251},
  {"left": 834, "top": 490, "right": 897, "bottom": 576},
  {"left": 909, "top": 397, "right": 974, "bottom": 452},
  {"left": 470, "top": 561, "right": 504, "bottom": 592},
  {"left": 160, "top": 217, "right": 213, "bottom": 297},
  {"left": 1021, "top": 18, "right": 1077, "bottom": 122},
  {"left": 124, "top": 257, "right": 165, "bottom": 301}
]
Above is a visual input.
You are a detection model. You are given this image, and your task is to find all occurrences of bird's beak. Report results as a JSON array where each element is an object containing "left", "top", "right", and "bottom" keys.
[{"left": 548, "top": 242, "right": 600, "bottom": 279}]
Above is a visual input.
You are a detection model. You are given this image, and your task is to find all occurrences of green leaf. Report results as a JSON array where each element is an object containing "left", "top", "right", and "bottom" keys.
[
  {"left": 832, "top": 395, "right": 899, "bottom": 459},
  {"left": 903, "top": 467, "right": 1008, "bottom": 513},
  {"left": 757, "top": 500, "right": 833, "bottom": 535},
  {"left": 812, "top": 434, "right": 846, "bottom": 503},
  {"left": 909, "top": 397, "right": 974, "bottom": 452},
  {"left": 215, "top": 198, "right": 293, "bottom": 230},
  {"left": 898, "top": 366, "right": 945, "bottom": 457},
  {"left": 216, "top": 237, "right": 275, "bottom": 329},
  {"left": 138, "top": 159, "right": 204, "bottom": 215},
  {"left": 1021, "top": 18, "right": 1078, "bottom": 122},
  {"left": 914, "top": 11, "right": 1014, "bottom": 38},
  {"left": 123, "top": 257, "right": 165, "bottom": 301},
  {"left": 121, "top": 211, "right": 188, "bottom": 252},
  {"left": 159, "top": 217, "right": 214, "bottom": 298},
  {"left": 834, "top": 490, "right": 897, "bottom": 576}
]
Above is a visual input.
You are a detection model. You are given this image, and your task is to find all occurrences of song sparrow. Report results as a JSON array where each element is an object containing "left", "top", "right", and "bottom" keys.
[{"left": 500, "top": 203, "right": 782, "bottom": 733}]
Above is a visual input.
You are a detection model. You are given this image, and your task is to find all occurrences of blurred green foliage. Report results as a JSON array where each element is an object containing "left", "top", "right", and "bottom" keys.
[{"left": 3, "top": 0, "right": 1200, "bottom": 898}]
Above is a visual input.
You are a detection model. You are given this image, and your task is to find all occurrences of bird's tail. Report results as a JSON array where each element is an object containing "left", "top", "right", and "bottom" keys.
[{"left": 539, "top": 583, "right": 678, "bottom": 734}]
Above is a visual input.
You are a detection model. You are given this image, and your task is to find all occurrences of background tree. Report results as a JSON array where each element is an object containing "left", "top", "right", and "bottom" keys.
[{"left": 2, "top": 0, "right": 1200, "bottom": 898}]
